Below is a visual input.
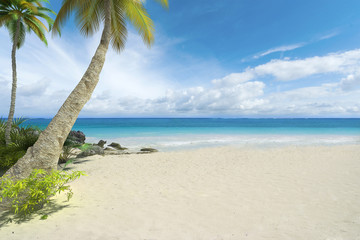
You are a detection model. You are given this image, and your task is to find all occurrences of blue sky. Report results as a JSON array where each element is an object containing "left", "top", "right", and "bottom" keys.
[{"left": 1, "top": 0, "right": 360, "bottom": 117}]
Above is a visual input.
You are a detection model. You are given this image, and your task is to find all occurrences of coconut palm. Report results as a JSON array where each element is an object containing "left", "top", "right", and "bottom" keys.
[
  {"left": 5, "top": 0, "right": 168, "bottom": 179},
  {"left": 0, "top": 0, "right": 55, "bottom": 146}
]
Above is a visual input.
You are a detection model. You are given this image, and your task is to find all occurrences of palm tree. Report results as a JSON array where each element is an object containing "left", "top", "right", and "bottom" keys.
[
  {"left": 0, "top": 0, "right": 55, "bottom": 146},
  {"left": 5, "top": 0, "right": 168, "bottom": 179}
]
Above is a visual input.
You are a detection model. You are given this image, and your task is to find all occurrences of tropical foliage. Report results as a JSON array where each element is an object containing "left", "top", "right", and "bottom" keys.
[
  {"left": 5, "top": 0, "right": 168, "bottom": 180},
  {"left": 53, "top": 0, "right": 168, "bottom": 50},
  {"left": 0, "top": 0, "right": 55, "bottom": 47},
  {"left": 0, "top": 118, "right": 40, "bottom": 169}
]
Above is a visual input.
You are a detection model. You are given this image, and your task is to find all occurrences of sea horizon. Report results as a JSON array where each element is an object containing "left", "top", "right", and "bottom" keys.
[{"left": 19, "top": 118, "right": 360, "bottom": 151}]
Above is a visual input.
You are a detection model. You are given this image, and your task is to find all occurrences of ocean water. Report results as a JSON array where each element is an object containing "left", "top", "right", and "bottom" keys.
[{"left": 25, "top": 118, "right": 360, "bottom": 151}]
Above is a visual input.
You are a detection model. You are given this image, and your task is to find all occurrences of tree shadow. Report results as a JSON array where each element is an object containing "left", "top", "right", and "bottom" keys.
[
  {"left": 58, "top": 159, "right": 92, "bottom": 171},
  {"left": 0, "top": 200, "right": 73, "bottom": 227},
  {"left": 0, "top": 168, "right": 6, "bottom": 178},
  {"left": 72, "top": 159, "right": 91, "bottom": 165}
]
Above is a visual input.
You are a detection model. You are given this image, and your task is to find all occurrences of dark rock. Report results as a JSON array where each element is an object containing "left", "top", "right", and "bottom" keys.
[
  {"left": 108, "top": 142, "right": 127, "bottom": 150},
  {"left": 140, "top": 148, "right": 158, "bottom": 153},
  {"left": 66, "top": 130, "right": 86, "bottom": 146},
  {"left": 77, "top": 145, "right": 104, "bottom": 158},
  {"left": 97, "top": 140, "right": 107, "bottom": 148}
]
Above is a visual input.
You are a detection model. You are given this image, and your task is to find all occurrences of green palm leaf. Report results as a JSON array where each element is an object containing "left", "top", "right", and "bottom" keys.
[
  {"left": 125, "top": 0, "right": 154, "bottom": 46},
  {"left": 0, "top": 0, "right": 56, "bottom": 48},
  {"left": 53, "top": 0, "right": 169, "bottom": 51}
]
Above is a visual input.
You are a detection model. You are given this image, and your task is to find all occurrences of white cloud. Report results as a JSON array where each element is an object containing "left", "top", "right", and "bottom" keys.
[
  {"left": 0, "top": 29, "right": 176, "bottom": 117},
  {"left": 216, "top": 49, "right": 360, "bottom": 86},
  {"left": 253, "top": 43, "right": 305, "bottom": 59},
  {"left": 18, "top": 78, "right": 50, "bottom": 97},
  {"left": 1, "top": 25, "right": 360, "bottom": 117},
  {"left": 340, "top": 73, "right": 360, "bottom": 91},
  {"left": 212, "top": 71, "right": 255, "bottom": 87},
  {"left": 252, "top": 31, "right": 340, "bottom": 60},
  {"left": 254, "top": 50, "right": 360, "bottom": 81},
  {"left": 318, "top": 31, "right": 339, "bottom": 41}
]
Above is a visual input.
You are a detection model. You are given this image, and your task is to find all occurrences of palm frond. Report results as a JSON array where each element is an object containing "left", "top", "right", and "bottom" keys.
[
  {"left": 110, "top": 1, "right": 127, "bottom": 52},
  {"left": 0, "top": 118, "right": 39, "bottom": 169},
  {"left": 6, "top": 19, "right": 25, "bottom": 48},
  {"left": 36, "top": 6, "right": 56, "bottom": 30},
  {"left": 0, "top": 0, "right": 55, "bottom": 47},
  {"left": 16, "top": 21, "right": 26, "bottom": 48},
  {"left": 0, "top": 14, "right": 13, "bottom": 28},
  {"left": 19, "top": 1, "right": 38, "bottom": 14},
  {"left": 12, "top": 117, "right": 28, "bottom": 128},
  {"left": 52, "top": 0, "right": 84, "bottom": 36},
  {"left": 23, "top": 15, "right": 47, "bottom": 45},
  {"left": 52, "top": 0, "right": 168, "bottom": 51},
  {"left": 154, "top": 0, "right": 169, "bottom": 8},
  {"left": 77, "top": 0, "right": 104, "bottom": 37},
  {"left": 125, "top": 0, "right": 154, "bottom": 46}
]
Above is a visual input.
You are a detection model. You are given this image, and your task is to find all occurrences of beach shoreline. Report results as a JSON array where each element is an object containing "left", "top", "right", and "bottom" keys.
[{"left": 1, "top": 144, "right": 360, "bottom": 239}]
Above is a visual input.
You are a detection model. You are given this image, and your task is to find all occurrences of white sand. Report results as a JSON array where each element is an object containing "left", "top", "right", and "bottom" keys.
[{"left": 1, "top": 145, "right": 360, "bottom": 240}]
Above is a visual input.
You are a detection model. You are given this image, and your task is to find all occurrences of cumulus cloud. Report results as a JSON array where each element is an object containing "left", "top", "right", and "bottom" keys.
[
  {"left": 340, "top": 74, "right": 360, "bottom": 91},
  {"left": 82, "top": 80, "right": 267, "bottom": 116},
  {"left": 254, "top": 50, "right": 360, "bottom": 81},
  {"left": 216, "top": 49, "right": 360, "bottom": 87},
  {"left": 80, "top": 48, "right": 360, "bottom": 117},
  {"left": 212, "top": 71, "right": 255, "bottom": 87}
]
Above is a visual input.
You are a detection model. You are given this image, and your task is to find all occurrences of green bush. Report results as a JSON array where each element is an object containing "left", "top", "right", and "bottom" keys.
[
  {"left": 0, "top": 118, "right": 40, "bottom": 169},
  {"left": 0, "top": 169, "right": 86, "bottom": 217}
]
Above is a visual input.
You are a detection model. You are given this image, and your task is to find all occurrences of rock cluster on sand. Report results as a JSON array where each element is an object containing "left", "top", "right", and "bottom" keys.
[{"left": 64, "top": 133, "right": 159, "bottom": 158}]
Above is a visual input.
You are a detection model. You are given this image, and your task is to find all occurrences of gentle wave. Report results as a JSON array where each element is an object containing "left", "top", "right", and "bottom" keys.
[{"left": 86, "top": 134, "right": 360, "bottom": 151}]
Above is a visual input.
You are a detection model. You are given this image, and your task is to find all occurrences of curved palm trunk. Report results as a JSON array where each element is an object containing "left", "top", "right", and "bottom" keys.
[
  {"left": 5, "top": 0, "right": 112, "bottom": 179},
  {"left": 5, "top": 18, "right": 21, "bottom": 146}
]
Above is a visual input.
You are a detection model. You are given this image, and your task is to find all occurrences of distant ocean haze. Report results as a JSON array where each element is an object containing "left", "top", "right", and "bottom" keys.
[{"left": 24, "top": 118, "right": 360, "bottom": 151}]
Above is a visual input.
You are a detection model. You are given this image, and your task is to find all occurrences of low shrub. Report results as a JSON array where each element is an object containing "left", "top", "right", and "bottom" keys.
[
  {"left": 0, "top": 118, "right": 40, "bottom": 169},
  {"left": 0, "top": 169, "right": 86, "bottom": 217}
]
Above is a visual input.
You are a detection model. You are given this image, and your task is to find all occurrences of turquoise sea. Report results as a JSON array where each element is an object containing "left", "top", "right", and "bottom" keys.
[{"left": 25, "top": 118, "right": 360, "bottom": 151}]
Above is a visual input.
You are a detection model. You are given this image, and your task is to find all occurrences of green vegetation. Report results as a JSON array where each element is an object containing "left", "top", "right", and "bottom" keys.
[
  {"left": 0, "top": 118, "right": 40, "bottom": 170},
  {"left": 0, "top": 118, "right": 91, "bottom": 169},
  {"left": 0, "top": 118, "right": 86, "bottom": 222},
  {"left": 0, "top": 169, "right": 86, "bottom": 219},
  {"left": 58, "top": 145, "right": 76, "bottom": 164},
  {"left": 76, "top": 143, "right": 92, "bottom": 152},
  {"left": 2, "top": 0, "right": 168, "bottom": 180}
]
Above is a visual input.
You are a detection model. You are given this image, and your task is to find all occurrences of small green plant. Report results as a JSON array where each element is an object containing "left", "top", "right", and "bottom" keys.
[
  {"left": 0, "top": 169, "right": 86, "bottom": 217},
  {"left": 59, "top": 145, "right": 76, "bottom": 164},
  {"left": 77, "top": 143, "right": 92, "bottom": 151}
]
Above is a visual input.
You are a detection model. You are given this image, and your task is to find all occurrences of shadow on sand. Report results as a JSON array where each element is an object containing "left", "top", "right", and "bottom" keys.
[
  {"left": 58, "top": 159, "right": 92, "bottom": 171},
  {"left": 0, "top": 159, "right": 88, "bottom": 227},
  {"left": 0, "top": 200, "right": 73, "bottom": 227}
]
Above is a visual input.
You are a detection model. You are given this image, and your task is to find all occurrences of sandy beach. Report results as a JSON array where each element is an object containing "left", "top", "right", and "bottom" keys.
[{"left": 1, "top": 144, "right": 360, "bottom": 240}]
